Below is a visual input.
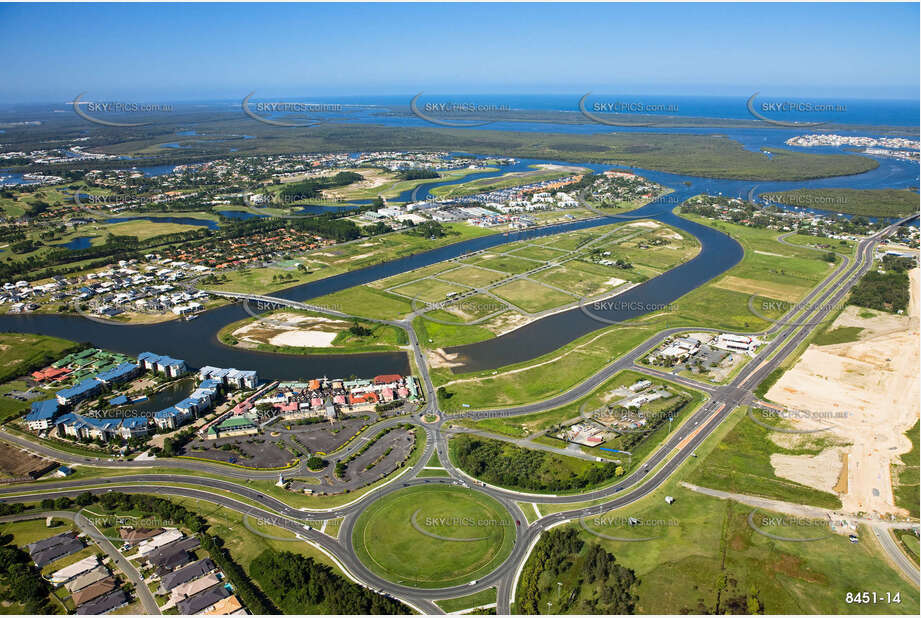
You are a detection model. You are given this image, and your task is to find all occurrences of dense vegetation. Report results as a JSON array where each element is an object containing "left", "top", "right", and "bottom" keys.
[
  {"left": 79, "top": 492, "right": 276, "bottom": 612},
  {"left": 250, "top": 550, "right": 409, "bottom": 614},
  {"left": 0, "top": 533, "right": 55, "bottom": 614},
  {"left": 849, "top": 255, "right": 914, "bottom": 313},
  {"left": 516, "top": 529, "right": 639, "bottom": 614},
  {"left": 397, "top": 169, "right": 440, "bottom": 180},
  {"left": 278, "top": 171, "right": 363, "bottom": 200},
  {"left": 453, "top": 435, "right": 619, "bottom": 492},
  {"left": 761, "top": 188, "right": 919, "bottom": 218}
]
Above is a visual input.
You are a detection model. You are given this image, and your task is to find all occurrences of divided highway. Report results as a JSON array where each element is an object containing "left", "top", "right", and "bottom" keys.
[{"left": 1, "top": 214, "right": 915, "bottom": 614}]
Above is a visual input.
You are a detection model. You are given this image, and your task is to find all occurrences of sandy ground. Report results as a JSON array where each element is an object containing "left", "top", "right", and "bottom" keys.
[
  {"left": 269, "top": 331, "right": 338, "bottom": 347},
  {"left": 233, "top": 312, "right": 349, "bottom": 348},
  {"left": 754, "top": 250, "right": 788, "bottom": 258},
  {"left": 628, "top": 221, "right": 660, "bottom": 229},
  {"left": 765, "top": 268, "right": 920, "bottom": 516}
]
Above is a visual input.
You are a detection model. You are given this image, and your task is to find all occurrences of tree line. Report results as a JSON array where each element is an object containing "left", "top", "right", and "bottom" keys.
[
  {"left": 453, "top": 435, "right": 620, "bottom": 492},
  {"left": 516, "top": 528, "right": 639, "bottom": 614},
  {"left": 250, "top": 549, "right": 408, "bottom": 614}
]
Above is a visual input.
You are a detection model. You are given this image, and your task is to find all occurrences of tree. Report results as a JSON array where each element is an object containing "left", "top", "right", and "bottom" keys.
[{"left": 76, "top": 492, "right": 94, "bottom": 506}]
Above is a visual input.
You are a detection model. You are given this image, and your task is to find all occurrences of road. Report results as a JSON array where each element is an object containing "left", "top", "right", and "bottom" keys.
[
  {"left": 0, "top": 509, "right": 160, "bottom": 615},
  {"left": 0, "top": 213, "right": 916, "bottom": 614}
]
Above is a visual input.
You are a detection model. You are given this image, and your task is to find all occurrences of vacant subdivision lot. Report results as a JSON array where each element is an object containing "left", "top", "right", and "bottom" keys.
[
  {"left": 491, "top": 278, "right": 576, "bottom": 313},
  {"left": 764, "top": 269, "right": 920, "bottom": 516},
  {"left": 435, "top": 264, "right": 509, "bottom": 287}
]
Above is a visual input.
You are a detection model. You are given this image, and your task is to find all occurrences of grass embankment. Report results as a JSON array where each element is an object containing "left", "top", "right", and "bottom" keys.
[
  {"left": 687, "top": 406, "right": 843, "bottom": 509},
  {"left": 891, "top": 421, "right": 919, "bottom": 518},
  {"left": 761, "top": 189, "right": 919, "bottom": 219},
  {"left": 435, "top": 588, "right": 497, "bottom": 613}
]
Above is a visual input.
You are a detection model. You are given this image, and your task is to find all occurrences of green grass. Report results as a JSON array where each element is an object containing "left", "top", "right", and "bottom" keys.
[
  {"left": 516, "top": 416, "right": 919, "bottom": 616},
  {"left": 529, "top": 262, "right": 624, "bottom": 298},
  {"left": 466, "top": 253, "right": 537, "bottom": 275},
  {"left": 392, "top": 278, "right": 471, "bottom": 303},
  {"left": 435, "top": 588, "right": 498, "bottom": 613},
  {"left": 412, "top": 313, "right": 499, "bottom": 348},
  {"left": 687, "top": 406, "right": 843, "bottom": 509},
  {"left": 0, "top": 332, "right": 79, "bottom": 385},
  {"left": 167, "top": 496, "right": 341, "bottom": 574},
  {"left": 891, "top": 421, "right": 919, "bottom": 518},
  {"left": 812, "top": 326, "right": 863, "bottom": 346},
  {"left": 893, "top": 529, "right": 919, "bottom": 566},
  {"left": 416, "top": 469, "right": 451, "bottom": 478},
  {"left": 309, "top": 286, "right": 414, "bottom": 320},
  {"left": 491, "top": 279, "right": 576, "bottom": 313},
  {"left": 426, "top": 451, "right": 442, "bottom": 467},
  {"left": 351, "top": 485, "right": 515, "bottom": 588},
  {"left": 436, "top": 265, "right": 510, "bottom": 288}
]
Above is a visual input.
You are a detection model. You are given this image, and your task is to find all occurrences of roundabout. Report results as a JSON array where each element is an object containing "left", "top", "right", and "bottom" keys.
[{"left": 350, "top": 484, "right": 517, "bottom": 589}]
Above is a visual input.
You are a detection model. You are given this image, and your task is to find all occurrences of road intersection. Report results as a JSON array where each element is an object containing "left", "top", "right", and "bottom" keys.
[{"left": 1, "top": 214, "right": 916, "bottom": 613}]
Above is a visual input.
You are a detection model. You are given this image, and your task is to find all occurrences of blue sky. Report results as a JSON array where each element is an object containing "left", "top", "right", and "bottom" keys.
[{"left": 0, "top": 2, "right": 918, "bottom": 102}]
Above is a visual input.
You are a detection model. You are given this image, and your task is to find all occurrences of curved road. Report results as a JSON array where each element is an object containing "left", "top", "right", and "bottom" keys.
[{"left": 1, "top": 214, "right": 916, "bottom": 613}]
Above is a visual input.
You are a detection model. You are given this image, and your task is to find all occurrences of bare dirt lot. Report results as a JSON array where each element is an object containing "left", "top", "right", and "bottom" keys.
[
  {"left": 232, "top": 312, "right": 351, "bottom": 348},
  {"left": 766, "top": 268, "right": 920, "bottom": 516},
  {"left": 0, "top": 443, "right": 58, "bottom": 480}
]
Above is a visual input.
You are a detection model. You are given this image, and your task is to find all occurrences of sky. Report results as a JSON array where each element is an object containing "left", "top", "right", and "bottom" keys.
[{"left": 0, "top": 2, "right": 918, "bottom": 103}]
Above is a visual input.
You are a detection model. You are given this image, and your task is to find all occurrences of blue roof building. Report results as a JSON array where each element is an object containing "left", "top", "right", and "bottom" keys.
[
  {"left": 94, "top": 362, "right": 140, "bottom": 385},
  {"left": 56, "top": 378, "right": 102, "bottom": 405},
  {"left": 24, "top": 399, "right": 61, "bottom": 429}
]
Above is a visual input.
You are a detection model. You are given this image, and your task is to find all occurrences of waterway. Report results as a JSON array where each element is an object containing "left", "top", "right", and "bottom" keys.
[{"left": 0, "top": 129, "right": 917, "bottom": 378}]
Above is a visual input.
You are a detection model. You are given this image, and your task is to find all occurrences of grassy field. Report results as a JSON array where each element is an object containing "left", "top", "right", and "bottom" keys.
[
  {"left": 812, "top": 326, "right": 863, "bottom": 346},
  {"left": 435, "top": 588, "right": 497, "bottom": 613},
  {"left": 436, "top": 264, "right": 510, "bottom": 288},
  {"left": 891, "top": 421, "right": 919, "bottom": 518},
  {"left": 491, "top": 278, "right": 576, "bottom": 313},
  {"left": 687, "top": 406, "right": 843, "bottom": 509},
  {"left": 308, "top": 286, "right": 414, "bottom": 320},
  {"left": 761, "top": 188, "right": 919, "bottom": 218},
  {"left": 428, "top": 165, "right": 585, "bottom": 199},
  {"left": 514, "top": 409, "right": 919, "bottom": 616},
  {"left": 466, "top": 253, "right": 537, "bottom": 275},
  {"left": 205, "top": 221, "right": 495, "bottom": 296},
  {"left": 350, "top": 485, "right": 515, "bottom": 588},
  {"left": 0, "top": 333, "right": 79, "bottom": 423},
  {"left": 217, "top": 309, "right": 408, "bottom": 355},
  {"left": 167, "top": 496, "right": 341, "bottom": 573}
]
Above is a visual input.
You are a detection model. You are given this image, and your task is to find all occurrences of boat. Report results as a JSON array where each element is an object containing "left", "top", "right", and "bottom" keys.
[{"left": 185, "top": 314, "right": 199, "bottom": 321}]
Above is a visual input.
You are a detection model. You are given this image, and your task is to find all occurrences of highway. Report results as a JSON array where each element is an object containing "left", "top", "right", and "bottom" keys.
[{"left": 0, "top": 213, "right": 916, "bottom": 614}]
